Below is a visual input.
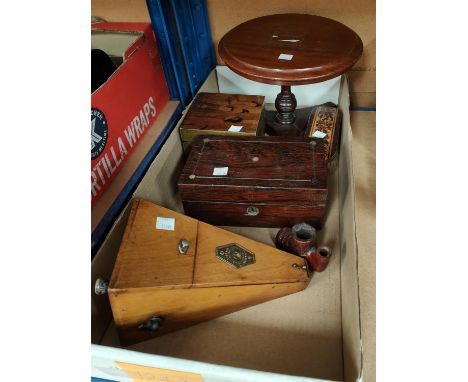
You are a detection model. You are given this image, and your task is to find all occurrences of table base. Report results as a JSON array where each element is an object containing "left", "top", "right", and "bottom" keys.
[{"left": 265, "top": 107, "right": 313, "bottom": 136}]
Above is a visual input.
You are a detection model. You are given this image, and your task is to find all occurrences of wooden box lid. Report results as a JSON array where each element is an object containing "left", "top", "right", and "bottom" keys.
[
  {"left": 109, "top": 199, "right": 308, "bottom": 291},
  {"left": 179, "top": 92, "right": 265, "bottom": 141},
  {"left": 178, "top": 136, "right": 328, "bottom": 204}
]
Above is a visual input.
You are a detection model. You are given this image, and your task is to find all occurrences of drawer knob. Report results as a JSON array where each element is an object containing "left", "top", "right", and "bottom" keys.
[
  {"left": 246, "top": 206, "right": 259, "bottom": 216},
  {"left": 138, "top": 316, "right": 163, "bottom": 332}
]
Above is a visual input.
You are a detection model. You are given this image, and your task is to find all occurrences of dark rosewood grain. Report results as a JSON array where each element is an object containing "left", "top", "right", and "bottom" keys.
[
  {"left": 178, "top": 135, "right": 328, "bottom": 228},
  {"left": 183, "top": 202, "right": 326, "bottom": 229},
  {"left": 179, "top": 185, "right": 328, "bottom": 204}
]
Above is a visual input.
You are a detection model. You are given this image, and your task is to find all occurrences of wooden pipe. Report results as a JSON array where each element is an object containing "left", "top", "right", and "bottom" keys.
[
  {"left": 307, "top": 246, "right": 332, "bottom": 272},
  {"left": 275, "top": 223, "right": 332, "bottom": 272}
]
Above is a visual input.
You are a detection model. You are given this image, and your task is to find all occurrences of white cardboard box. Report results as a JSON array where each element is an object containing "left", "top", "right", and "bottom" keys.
[{"left": 91, "top": 67, "right": 362, "bottom": 382}]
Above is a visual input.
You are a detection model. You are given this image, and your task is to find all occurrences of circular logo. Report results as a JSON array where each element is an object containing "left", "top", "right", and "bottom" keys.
[{"left": 91, "top": 108, "right": 108, "bottom": 159}]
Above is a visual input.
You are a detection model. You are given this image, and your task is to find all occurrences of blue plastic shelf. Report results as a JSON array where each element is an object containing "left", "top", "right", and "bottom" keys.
[
  {"left": 170, "top": 0, "right": 216, "bottom": 96},
  {"left": 147, "top": 0, "right": 191, "bottom": 106}
]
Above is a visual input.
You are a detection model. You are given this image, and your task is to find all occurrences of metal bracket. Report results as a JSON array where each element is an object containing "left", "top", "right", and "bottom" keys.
[{"left": 292, "top": 263, "right": 308, "bottom": 272}]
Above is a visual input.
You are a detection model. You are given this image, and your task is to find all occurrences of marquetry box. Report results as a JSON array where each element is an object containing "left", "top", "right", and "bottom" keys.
[
  {"left": 179, "top": 92, "right": 265, "bottom": 154},
  {"left": 304, "top": 102, "right": 343, "bottom": 162},
  {"left": 178, "top": 135, "right": 328, "bottom": 228}
]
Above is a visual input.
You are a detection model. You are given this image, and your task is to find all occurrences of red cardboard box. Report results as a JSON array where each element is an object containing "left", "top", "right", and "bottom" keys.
[{"left": 91, "top": 22, "right": 169, "bottom": 205}]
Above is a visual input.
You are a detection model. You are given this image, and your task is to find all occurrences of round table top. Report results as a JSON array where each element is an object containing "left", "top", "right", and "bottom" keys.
[{"left": 218, "top": 14, "right": 363, "bottom": 86}]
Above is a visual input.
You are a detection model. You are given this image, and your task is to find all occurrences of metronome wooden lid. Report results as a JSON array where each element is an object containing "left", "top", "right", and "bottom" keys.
[{"left": 109, "top": 199, "right": 309, "bottom": 291}]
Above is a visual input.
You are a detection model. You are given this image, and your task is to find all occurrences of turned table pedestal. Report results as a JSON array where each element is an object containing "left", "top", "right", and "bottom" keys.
[{"left": 218, "top": 14, "right": 363, "bottom": 136}]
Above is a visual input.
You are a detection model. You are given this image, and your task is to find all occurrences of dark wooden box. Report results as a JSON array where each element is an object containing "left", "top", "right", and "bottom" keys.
[
  {"left": 178, "top": 135, "right": 328, "bottom": 228},
  {"left": 179, "top": 92, "right": 265, "bottom": 153}
]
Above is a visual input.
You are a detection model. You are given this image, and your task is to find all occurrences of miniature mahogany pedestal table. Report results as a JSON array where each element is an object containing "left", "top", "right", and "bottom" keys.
[{"left": 218, "top": 14, "right": 363, "bottom": 136}]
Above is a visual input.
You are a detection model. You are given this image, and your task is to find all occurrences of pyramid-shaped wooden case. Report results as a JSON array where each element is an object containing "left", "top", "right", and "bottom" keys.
[{"left": 108, "top": 199, "right": 310, "bottom": 346}]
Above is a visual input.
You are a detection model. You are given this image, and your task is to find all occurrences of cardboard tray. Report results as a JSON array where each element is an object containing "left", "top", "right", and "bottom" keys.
[{"left": 91, "top": 66, "right": 362, "bottom": 382}]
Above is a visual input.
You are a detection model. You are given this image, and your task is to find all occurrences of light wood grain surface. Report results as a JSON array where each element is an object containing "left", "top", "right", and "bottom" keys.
[
  {"left": 110, "top": 282, "right": 307, "bottom": 346},
  {"left": 108, "top": 199, "right": 310, "bottom": 345},
  {"left": 109, "top": 199, "right": 199, "bottom": 290},
  {"left": 195, "top": 221, "right": 308, "bottom": 287}
]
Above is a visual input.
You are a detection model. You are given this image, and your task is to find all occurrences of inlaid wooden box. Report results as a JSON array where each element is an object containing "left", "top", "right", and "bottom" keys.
[
  {"left": 305, "top": 102, "right": 343, "bottom": 162},
  {"left": 179, "top": 92, "right": 265, "bottom": 153},
  {"left": 178, "top": 135, "right": 328, "bottom": 228}
]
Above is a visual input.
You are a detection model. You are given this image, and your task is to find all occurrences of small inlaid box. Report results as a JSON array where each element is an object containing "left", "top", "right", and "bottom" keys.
[{"left": 179, "top": 92, "right": 265, "bottom": 154}]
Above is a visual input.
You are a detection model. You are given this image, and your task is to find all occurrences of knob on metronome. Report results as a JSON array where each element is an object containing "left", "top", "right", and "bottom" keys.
[
  {"left": 94, "top": 277, "right": 109, "bottom": 295},
  {"left": 138, "top": 316, "right": 163, "bottom": 332},
  {"left": 178, "top": 239, "right": 190, "bottom": 254}
]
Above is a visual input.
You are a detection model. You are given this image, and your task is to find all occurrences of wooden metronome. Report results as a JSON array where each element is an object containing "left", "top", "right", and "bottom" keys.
[{"left": 96, "top": 199, "right": 310, "bottom": 346}]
